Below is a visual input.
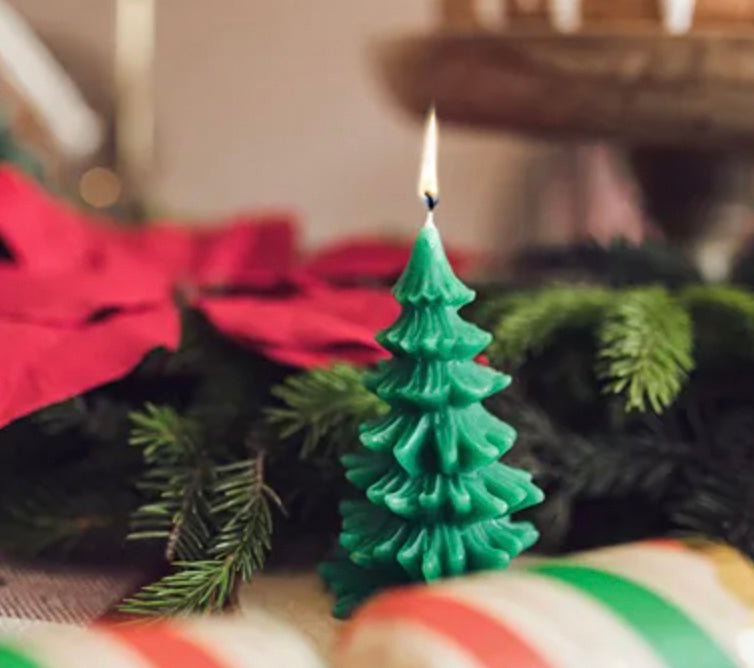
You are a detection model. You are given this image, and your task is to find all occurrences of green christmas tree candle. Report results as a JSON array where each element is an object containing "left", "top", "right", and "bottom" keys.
[{"left": 321, "top": 109, "right": 544, "bottom": 618}]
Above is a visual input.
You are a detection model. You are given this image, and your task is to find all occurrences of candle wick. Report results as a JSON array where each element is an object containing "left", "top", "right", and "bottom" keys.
[
  {"left": 423, "top": 192, "right": 439, "bottom": 211},
  {"left": 423, "top": 192, "right": 438, "bottom": 228}
]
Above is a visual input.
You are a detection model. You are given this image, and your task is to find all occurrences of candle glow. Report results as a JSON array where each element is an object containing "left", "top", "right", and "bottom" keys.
[
  {"left": 322, "top": 99, "right": 544, "bottom": 618},
  {"left": 418, "top": 106, "right": 439, "bottom": 221}
]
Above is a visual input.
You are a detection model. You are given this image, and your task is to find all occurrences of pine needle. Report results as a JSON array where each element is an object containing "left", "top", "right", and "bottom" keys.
[
  {"left": 118, "top": 560, "right": 236, "bottom": 615},
  {"left": 673, "top": 462, "right": 754, "bottom": 559},
  {"left": 598, "top": 287, "right": 693, "bottom": 413},
  {"left": 127, "top": 404, "right": 214, "bottom": 561},
  {"left": 681, "top": 285, "right": 754, "bottom": 360},
  {"left": 208, "top": 457, "right": 282, "bottom": 580},
  {"left": 266, "top": 364, "right": 387, "bottom": 458},
  {"left": 120, "top": 455, "right": 280, "bottom": 616},
  {"left": 487, "top": 287, "right": 610, "bottom": 365}
]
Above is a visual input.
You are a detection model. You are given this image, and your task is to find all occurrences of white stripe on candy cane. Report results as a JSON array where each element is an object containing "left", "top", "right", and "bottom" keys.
[
  {"left": 660, "top": 0, "right": 697, "bottom": 34},
  {"left": 444, "top": 573, "right": 665, "bottom": 668},
  {"left": 0, "top": 618, "right": 67, "bottom": 635},
  {"left": 573, "top": 545, "right": 749, "bottom": 661},
  {"left": 340, "top": 621, "right": 479, "bottom": 668},
  {"left": 16, "top": 625, "right": 153, "bottom": 668},
  {"left": 177, "top": 614, "right": 325, "bottom": 668},
  {"left": 443, "top": 577, "right": 576, "bottom": 668}
]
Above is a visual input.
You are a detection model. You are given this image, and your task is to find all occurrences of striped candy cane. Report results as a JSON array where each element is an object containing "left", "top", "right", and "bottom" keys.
[
  {"left": 0, "top": 613, "right": 324, "bottom": 668},
  {"left": 338, "top": 540, "right": 752, "bottom": 667}
]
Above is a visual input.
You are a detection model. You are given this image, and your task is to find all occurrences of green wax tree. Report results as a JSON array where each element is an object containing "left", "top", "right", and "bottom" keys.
[{"left": 321, "top": 222, "right": 545, "bottom": 618}]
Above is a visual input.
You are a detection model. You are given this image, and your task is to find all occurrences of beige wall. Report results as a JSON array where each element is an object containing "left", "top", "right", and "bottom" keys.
[{"left": 8, "top": 1, "right": 532, "bottom": 251}]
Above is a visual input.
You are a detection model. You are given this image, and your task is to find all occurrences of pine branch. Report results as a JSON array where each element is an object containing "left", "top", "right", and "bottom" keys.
[
  {"left": 118, "top": 560, "right": 236, "bottom": 615},
  {"left": 33, "top": 398, "right": 89, "bottom": 434},
  {"left": 598, "top": 287, "right": 693, "bottom": 413},
  {"left": 120, "top": 454, "right": 281, "bottom": 616},
  {"left": 510, "top": 240, "right": 698, "bottom": 288},
  {"left": 267, "top": 364, "right": 387, "bottom": 458},
  {"left": 127, "top": 404, "right": 214, "bottom": 561},
  {"left": 34, "top": 395, "right": 133, "bottom": 443},
  {"left": 467, "top": 292, "right": 529, "bottom": 331},
  {"left": 673, "top": 463, "right": 754, "bottom": 559},
  {"left": 563, "top": 433, "right": 688, "bottom": 500},
  {"left": 486, "top": 287, "right": 610, "bottom": 365},
  {"left": 0, "top": 442, "right": 138, "bottom": 558},
  {"left": 681, "top": 285, "right": 754, "bottom": 361},
  {"left": 209, "top": 457, "right": 282, "bottom": 576},
  {"left": 494, "top": 393, "right": 688, "bottom": 501},
  {"left": 0, "top": 485, "right": 132, "bottom": 557}
]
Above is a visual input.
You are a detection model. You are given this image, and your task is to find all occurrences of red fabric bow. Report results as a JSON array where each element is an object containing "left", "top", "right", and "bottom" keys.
[{"left": 2, "top": 167, "right": 478, "bottom": 426}]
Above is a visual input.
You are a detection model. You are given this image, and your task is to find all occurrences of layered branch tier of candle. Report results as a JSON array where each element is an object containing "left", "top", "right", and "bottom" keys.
[{"left": 323, "top": 222, "right": 544, "bottom": 617}]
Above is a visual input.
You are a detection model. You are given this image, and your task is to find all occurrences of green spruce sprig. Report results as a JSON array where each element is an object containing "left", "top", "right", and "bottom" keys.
[
  {"left": 208, "top": 458, "right": 282, "bottom": 581},
  {"left": 267, "top": 364, "right": 387, "bottom": 458},
  {"left": 598, "top": 288, "right": 693, "bottom": 412},
  {"left": 488, "top": 287, "right": 610, "bottom": 364},
  {"left": 121, "top": 406, "right": 281, "bottom": 615},
  {"left": 119, "top": 560, "right": 238, "bottom": 615},
  {"left": 127, "top": 404, "right": 213, "bottom": 561},
  {"left": 478, "top": 285, "right": 715, "bottom": 413}
]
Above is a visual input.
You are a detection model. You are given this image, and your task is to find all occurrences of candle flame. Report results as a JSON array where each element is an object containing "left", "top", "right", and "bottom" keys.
[{"left": 418, "top": 106, "right": 439, "bottom": 209}]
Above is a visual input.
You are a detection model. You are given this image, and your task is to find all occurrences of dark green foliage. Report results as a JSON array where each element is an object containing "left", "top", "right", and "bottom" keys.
[
  {"left": 208, "top": 459, "right": 281, "bottom": 578},
  {"left": 473, "top": 273, "right": 754, "bottom": 556},
  {"left": 487, "top": 287, "right": 610, "bottom": 365},
  {"left": 267, "top": 365, "right": 375, "bottom": 453},
  {"left": 0, "top": 308, "right": 291, "bottom": 616},
  {"left": 120, "top": 451, "right": 281, "bottom": 615},
  {"left": 481, "top": 285, "right": 727, "bottom": 413},
  {"left": 598, "top": 288, "right": 693, "bottom": 412},
  {"left": 0, "top": 463, "right": 136, "bottom": 558},
  {"left": 128, "top": 405, "right": 214, "bottom": 560},
  {"left": 119, "top": 560, "right": 239, "bottom": 615},
  {"left": 681, "top": 285, "right": 754, "bottom": 363},
  {"left": 267, "top": 364, "right": 387, "bottom": 458},
  {"left": 512, "top": 239, "right": 700, "bottom": 288},
  {"left": 673, "top": 465, "right": 754, "bottom": 559},
  {"left": 118, "top": 393, "right": 284, "bottom": 615},
  {"left": 0, "top": 394, "right": 141, "bottom": 559}
]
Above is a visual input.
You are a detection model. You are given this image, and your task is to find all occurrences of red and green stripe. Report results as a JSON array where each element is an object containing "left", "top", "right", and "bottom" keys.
[
  {"left": 99, "top": 623, "right": 227, "bottom": 668},
  {"left": 531, "top": 563, "right": 737, "bottom": 668},
  {"left": 0, "top": 624, "right": 227, "bottom": 668},
  {"left": 345, "top": 588, "right": 551, "bottom": 668}
]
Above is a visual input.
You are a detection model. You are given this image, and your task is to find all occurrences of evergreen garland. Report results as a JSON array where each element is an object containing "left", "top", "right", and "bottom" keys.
[
  {"left": 598, "top": 288, "right": 693, "bottom": 412},
  {"left": 479, "top": 284, "right": 750, "bottom": 413},
  {"left": 128, "top": 405, "right": 214, "bottom": 561},
  {"left": 120, "top": 449, "right": 281, "bottom": 615},
  {"left": 3, "top": 241, "right": 754, "bottom": 615},
  {"left": 485, "top": 287, "right": 610, "bottom": 364},
  {"left": 267, "top": 363, "right": 387, "bottom": 458}
]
